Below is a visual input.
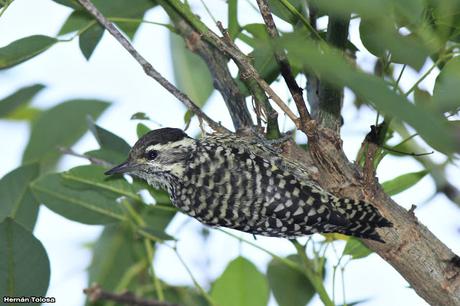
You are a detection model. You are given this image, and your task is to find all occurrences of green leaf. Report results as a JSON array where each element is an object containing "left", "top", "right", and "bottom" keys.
[
  {"left": 58, "top": 10, "right": 93, "bottom": 35},
  {"left": 0, "top": 84, "right": 45, "bottom": 119},
  {"left": 87, "top": 119, "right": 131, "bottom": 164},
  {"left": 309, "top": 0, "right": 387, "bottom": 19},
  {"left": 391, "top": 0, "right": 425, "bottom": 26},
  {"left": 241, "top": 24, "right": 280, "bottom": 85},
  {"left": 343, "top": 238, "right": 373, "bottom": 259},
  {"left": 88, "top": 119, "right": 131, "bottom": 155},
  {"left": 413, "top": 87, "right": 432, "bottom": 107},
  {"left": 31, "top": 172, "right": 125, "bottom": 224},
  {"left": 0, "top": 35, "right": 58, "bottom": 70},
  {"left": 131, "top": 112, "right": 150, "bottom": 120},
  {"left": 183, "top": 110, "right": 193, "bottom": 129},
  {"left": 57, "top": 0, "right": 156, "bottom": 39},
  {"left": 6, "top": 106, "right": 41, "bottom": 121},
  {"left": 267, "top": 255, "right": 316, "bottom": 306},
  {"left": 169, "top": 33, "right": 213, "bottom": 107},
  {"left": 85, "top": 148, "right": 126, "bottom": 165},
  {"left": 250, "top": 47, "right": 279, "bottom": 85},
  {"left": 339, "top": 300, "right": 368, "bottom": 306},
  {"left": 22, "top": 99, "right": 109, "bottom": 171},
  {"left": 427, "top": 0, "right": 460, "bottom": 43},
  {"left": 0, "top": 218, "right": 50, "bottom": 297},
  {"left": 79, "top": 23, "right": 105, "bottom": 60},
  {"left": 137, "top": 123, "right": 151, "bottom": 138},
  {"left": 162, "top": 285, "right": 208, "bottom": 306},
  {"left": 51, "top": 0, "right": 81, "bottom": 10},
  {"left": 0, "top": 164, "right": 40, "bottom": 231},
  {"left": 140, "top": 225, "right": 175, "bottom": 241},
  {"left": 359, "top": 18, "right": 429, "bottom": 70},
  {"left": 91, "top": 0, "right": 156, "bottom": 38},
  {"left": 88, "top": 222, "right": 148, "bottom": 291},
  {"left": 268, "top": 0, "right": 302, "bottom": 24},
  {"left": 211, "top": 257, "right": 269, "bottom": 306},
  {"left": 433, "top": 56, "right": 460, "bottom": 113},
  {"left": 141, "top": 204, "right": 176, "bottom": 233},
  {"left": 382, "top": 170, "right": 429, "bottom": 196},
  {"left": 228, "top": 0, "right": 240, "bottom": 39},
  {"left": 283, "top": 36, "right": 457, "bottom": 154},
  {"left": 243, "top": 24, "right": 270, "bottom": 42},
  {"left": 61, "top": 165, "right": 144, "bottom": 201}
]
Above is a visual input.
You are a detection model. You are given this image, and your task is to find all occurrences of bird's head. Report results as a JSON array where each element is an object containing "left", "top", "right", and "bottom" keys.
[{"left": 105, "top": 127, "right": 196, "bottom": 187}]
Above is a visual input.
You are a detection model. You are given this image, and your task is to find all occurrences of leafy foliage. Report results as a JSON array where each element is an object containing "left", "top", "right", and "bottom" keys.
[
  {"left": 0, "top": 218, "right": 50, "bottom": 298},
  {"left": 0, "top": 84, "right": 44, "bottom": 120},
  {"left": 267, "top": 255, "right": 318, "bottom": 306},
  {"left": 170, "top": 33, "right": 214, "bottom": 107},
  {"left": 211, "top": 257, "right": 270, "bottom": 306},
  {"left": 343, "top": 238, "right": 373, "bottom": 260},
  {"left": 0, "top": 35, "right": 57, "bottom": 69},
  {"left": 382, "top": 170, "right": 429, "bottom": 196},
  {"left": 22, "top": 99, "right": 109, "bottom": 171},
  {"left": 0, "top": 163, "right": 40, "bottom": 231}
]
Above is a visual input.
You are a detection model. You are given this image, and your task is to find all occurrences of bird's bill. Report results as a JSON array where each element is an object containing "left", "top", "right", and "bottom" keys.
[{"left": 105, "top": 161, "right": 136, "bottom": 175}]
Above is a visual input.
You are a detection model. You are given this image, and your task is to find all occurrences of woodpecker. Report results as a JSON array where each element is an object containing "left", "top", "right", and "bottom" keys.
[{"left": 106, "top": 128, "right": 392, "bottom": 242}]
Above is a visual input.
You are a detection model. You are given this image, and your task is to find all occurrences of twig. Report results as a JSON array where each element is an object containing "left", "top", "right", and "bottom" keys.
[
  {"left": 77, "top": 0, "right": 229, "bottom": 134},
  {"left": 214, "top": 22, "right": 299, "bottom": 124},
  {"left": 158, "top": 1, "right": 298, "bottom": 131},
  {"left": 58, "top": 146, "right": 112, "bottom": 167},
  {"left": 382, "top": 146, "right": 434, "bottom": 157},
  {"left": 171, "top": 18, "right": 253, "bottom": 130},
  {"left": 291, "top": 240, "right": 335, "bottom": 306},
  {"left": 255, "top": 0, "right": 312, "bottom": 128},
  {"left": 408, "top": 204, "right": 417, "bottom": 216},
  {"left": 84, "top": 284, "right": 178, "bottom": 306},
  {"left": 209, "top": 20, "right": 280, "bottom": 137},
  {"left": 171, "top": 246, "right": 218, "bottom": 306}
]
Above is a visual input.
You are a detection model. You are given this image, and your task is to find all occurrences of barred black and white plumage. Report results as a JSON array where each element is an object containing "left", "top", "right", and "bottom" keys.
[{"left": 106, "top": 128, "right": 392, "bottom": 242}]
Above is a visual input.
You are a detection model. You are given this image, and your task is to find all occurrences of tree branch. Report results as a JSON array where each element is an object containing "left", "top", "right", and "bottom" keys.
[
  {"left": 84, "top": 284, "right": 178, "bottom": 306},
  {"left": 170, "top": 17, "right": 253, "bottom": 130},
  {"left": 255, "top": 0, "right": 312, "bottom": 129},
  {"left": 157, "top": 0, "right": 300, "bottom": 129},
  {"left": 215, "top": 21, "right": 281, "bottom": 138},
  {"left": 317, "top": 14, "right": 351, "bottom": 132},
  {"left": 77, "top": 0, "right": 229, "bottom": 134},
  {"left": 58, "top": 147, "right": 112, "bottom": 167},
  {"left": 291, "top": 126, "right": 460, "bottom": 306}
]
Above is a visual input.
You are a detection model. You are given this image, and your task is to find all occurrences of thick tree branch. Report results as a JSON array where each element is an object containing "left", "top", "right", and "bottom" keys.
[
  {"left": 255, "top": 0, "right": 312, "bottom": 129},
  {"left": 77, "top": 0, "right": 229, "bottom": 134},
  {"left": 84, "top": 284, "right": 178, "bottom": 306},
  {"left": 169, "top": 17, "right": 253, "bottom": 130},
  {"left": 317, "top": 15, "right": 350, "bottom": 132},
  {"left": 282, "top": 126, "right": 460, "bottom": 306}
]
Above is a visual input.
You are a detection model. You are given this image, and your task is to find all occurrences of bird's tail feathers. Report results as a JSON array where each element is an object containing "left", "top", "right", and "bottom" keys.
[{"left": 328, "top": 196, "right": 392, "bottom": 242}]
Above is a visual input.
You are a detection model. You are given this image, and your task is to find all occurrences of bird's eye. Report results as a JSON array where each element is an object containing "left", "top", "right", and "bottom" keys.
[{"left": 146, "top": 150, "right": 158, "bottom": 160}]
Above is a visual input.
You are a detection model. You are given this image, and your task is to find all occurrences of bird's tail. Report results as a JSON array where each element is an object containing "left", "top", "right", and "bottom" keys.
[{"left": 329, "top": 196, "right": 392, "bottom": 242}]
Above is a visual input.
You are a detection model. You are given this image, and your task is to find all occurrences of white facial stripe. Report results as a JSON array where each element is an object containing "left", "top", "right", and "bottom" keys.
[{"left": 145, "top": 138, "right": 195, "bottom": 152}]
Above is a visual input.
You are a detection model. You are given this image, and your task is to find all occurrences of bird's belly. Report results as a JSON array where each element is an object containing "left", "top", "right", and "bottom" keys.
[{"left": 171, "top": 182, "right": 320, "bottom": 238}]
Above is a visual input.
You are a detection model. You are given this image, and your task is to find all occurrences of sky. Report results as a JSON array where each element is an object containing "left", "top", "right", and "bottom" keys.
[{"left": 0, "top": 1, "right": 459, "bottom": 306}]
